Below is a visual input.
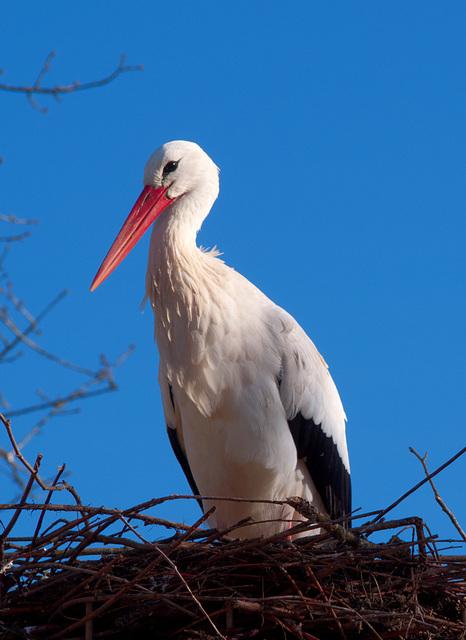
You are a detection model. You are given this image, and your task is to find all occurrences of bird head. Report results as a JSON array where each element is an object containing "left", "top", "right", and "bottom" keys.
[
  {"left": 144, "top": 140, "right": 219, "bottom": 203},
  {"left": 91, "top": 140, "right": 219, "bottom": 291}
]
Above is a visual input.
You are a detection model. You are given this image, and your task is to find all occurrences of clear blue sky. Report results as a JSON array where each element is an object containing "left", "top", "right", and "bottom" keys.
[{"left": 1, "top": 2, "right": 465, "bottom": 549}]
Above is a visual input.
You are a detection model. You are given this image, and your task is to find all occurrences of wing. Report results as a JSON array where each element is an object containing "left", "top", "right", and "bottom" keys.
[
  {"left": 274, "top": 308, "right": 351, "bottom": 522},
  {"left": 160, "top": 375, "right": 203, "bottom": 510},
  {"left": 287, "top": 412, "right": 351, "bottom": 522},
  {"left": 166, "top": 424, "right": 202, "bottom": 509}
]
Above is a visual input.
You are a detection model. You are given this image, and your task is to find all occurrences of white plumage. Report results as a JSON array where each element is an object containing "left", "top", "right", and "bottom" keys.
[{"left": 92, "top": 141, "right": 351, "bottom": 538}]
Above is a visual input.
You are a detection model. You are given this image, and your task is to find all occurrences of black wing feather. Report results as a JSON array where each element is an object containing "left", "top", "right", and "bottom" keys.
[
  {"left": 166, "top": 383, "right": 203, "bottom": 511},
  {"left": 288, "top": 412, "right": 351, "bottom": 525},
  {"left": 166, "top": 426, "right": 203, "bottom": 510}
]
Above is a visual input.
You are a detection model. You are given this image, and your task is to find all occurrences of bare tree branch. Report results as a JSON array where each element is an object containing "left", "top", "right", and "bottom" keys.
[
  {"left": 369, "top": 446, "right": 466, "bottom": 525},
  {"left": 0, "top": 214, "right": 39, "bottom": 226},
  {"left": 1, "top": 307, "right": 96, "bottom": 375},
  {"left": 0, "top": 453, "right": 42, "bottom": 543},
  {"left": 0, "top": 287, "right": 68, "bottom": 363},
  {"left": 0, "top": 54, "right": 136, "bottom": 493},
  {"left": 0, "top": 344, "right": 133, "bottom": 493},
  {"left": 118, "top": 514, "right": 227, "bottom": 640},
  {"left": 0, "top": 412, "right": 83, "bottom": 509},
  {"left": 0, "top": 52, "right": 142, "bottom": 113},
  {"left": 410, "top": 447, "right": 466, "bottom": 542},
  {"left": 0, "top": 218, "right": 134, "bottom": 490}
]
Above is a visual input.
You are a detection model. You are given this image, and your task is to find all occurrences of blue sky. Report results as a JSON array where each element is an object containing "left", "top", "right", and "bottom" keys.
[{"left": 1, "top": 3, "right": 465, "bottom": 549}]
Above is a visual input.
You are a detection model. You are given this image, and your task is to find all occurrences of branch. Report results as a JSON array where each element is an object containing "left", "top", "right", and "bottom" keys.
[
  {"left": 118, "top": 513, "right": 227, "bottom": 640},
  {"left": 0, "top": 306, "right": 98, "bottom": 376},
  {"left": 42, "top": 510, "right": 215, "bottom": 640},
  {"left": 1, "top": 413, "right": 83, "bottom": 506},
  {"left": 0, "top": 215, "right": 38, "bottom": 243},
  {"left": 0, "top": 231, "right": 30, "bottom": 243},
  {"left": 0, "top": 289, "right": 73, "bottom": 365},
  {"left": 0, "top": 453, "right": 42, "bottom": 548},
  {"left": 0, "top": 213, "right": 39, "bottom": 226},
  {"left": 5, "top": 386, "right": 115, "bottom": 420},
  {"left": 30, "top": 464, "right": 66, "bottom": 547},
  {"left": 410, "top": 447, "right": 466, "bottom": 542},
  {"left": 0, "top": 345, "right": 133, "bottom": 491},
  {"left": 4, "top": 345, "right": 133, "bottom": 422},
  {"left": 369, "top": 446, "right": 466, "bottom": 525},
  {"left": 0, "top": 53, "right": 143, "bottom": 113}
]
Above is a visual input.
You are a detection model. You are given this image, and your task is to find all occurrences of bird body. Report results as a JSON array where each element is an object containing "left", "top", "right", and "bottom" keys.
[{"left": 92, "top": 141, "right": 351, "bottom": 538}]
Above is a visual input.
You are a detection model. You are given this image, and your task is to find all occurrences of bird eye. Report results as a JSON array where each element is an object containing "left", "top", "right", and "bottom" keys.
[{"left": 163, "top": 160, "right": 179, "bottom": 175}]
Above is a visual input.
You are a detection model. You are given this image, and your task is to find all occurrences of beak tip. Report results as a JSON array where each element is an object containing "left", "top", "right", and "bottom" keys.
[{"left": 90, "top": 184, "right": 170, "bottom": 296}]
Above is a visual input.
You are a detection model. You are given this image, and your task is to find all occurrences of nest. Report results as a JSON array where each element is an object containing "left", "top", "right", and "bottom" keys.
[
  {"left": 1, "top": 495, "right": 466, "bottom": 640},
  {"left": 1, "top": 418, "right": 465, "bottom": 639}
]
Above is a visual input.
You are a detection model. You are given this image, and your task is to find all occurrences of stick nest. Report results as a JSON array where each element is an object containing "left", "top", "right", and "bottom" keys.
[{"left": 1, "top": 497, "right": 465, "bottom": 640}]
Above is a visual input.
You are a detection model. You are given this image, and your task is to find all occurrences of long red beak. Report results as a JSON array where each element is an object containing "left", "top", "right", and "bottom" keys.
[{"left": 91, "top": 185, "right": 174, "bottom": 291}]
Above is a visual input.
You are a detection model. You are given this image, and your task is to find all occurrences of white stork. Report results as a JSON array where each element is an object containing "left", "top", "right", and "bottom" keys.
[{"left": 91, "top": 140, "right": 350, "bottom": 538}]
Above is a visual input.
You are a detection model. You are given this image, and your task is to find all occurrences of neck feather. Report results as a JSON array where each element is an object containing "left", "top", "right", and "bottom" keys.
[{"left": 145, "top": 196, "right": 226, "bottom": 353}]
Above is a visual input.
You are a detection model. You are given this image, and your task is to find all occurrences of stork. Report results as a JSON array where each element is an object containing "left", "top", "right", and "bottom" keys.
[{"left": 91, "top": 141, "right": 351, "bottom": 538}]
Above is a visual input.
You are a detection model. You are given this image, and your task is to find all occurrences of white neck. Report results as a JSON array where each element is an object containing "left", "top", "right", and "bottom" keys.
[{"left": 145, "top": 196, "right": 227, "bottom": 387}]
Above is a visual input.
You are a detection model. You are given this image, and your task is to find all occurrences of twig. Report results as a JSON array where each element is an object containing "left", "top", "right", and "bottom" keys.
[
  {"left": 410, "top": 447, "right": 466, "bottom": 542},
  {"left": 0, "top": 305, "right": 97, "bottom": 375},
  {"left": 0, "top": 213, "right": 38, "bottom": 225},
  {"left": 0, "top": 231, "right": 30, "bottom": 243},
  {"left": 1, "top": 413, "right": 83, "bottom": 508},
  {"left": 0, "top": 500, "right": 195, "bottom": 533},
  {"left": 285, "top": 498, "right": 372, "bottom": 548},
  {"left": 119, "top": 514, "right": 227, "bottom": 640},
  {"left": 306, "top": 564, "right": 346, "bottom": 639},
  {"left": 370, "top": 446, "right": 466, "bottom": 525},
  {"left": 1, "top": 347, "right": 132, "bottom": 486},
  {"left": 0, "top": 53, "right": 142, "bottom": 113},
  {"left": 30, "top": 465, "right": 66, "bottom": 548},
  {"left": 0, "top": 454, "right": 41, "bottom": 559},
  {"left": 5, "top": 384, "right": 116, "bottom": 420},
  {"left": 0, "top": 289, "right": 69, "bottom": 363},
  {"left": 47, "top": 509, "right": 215, "bottom": 640}
]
